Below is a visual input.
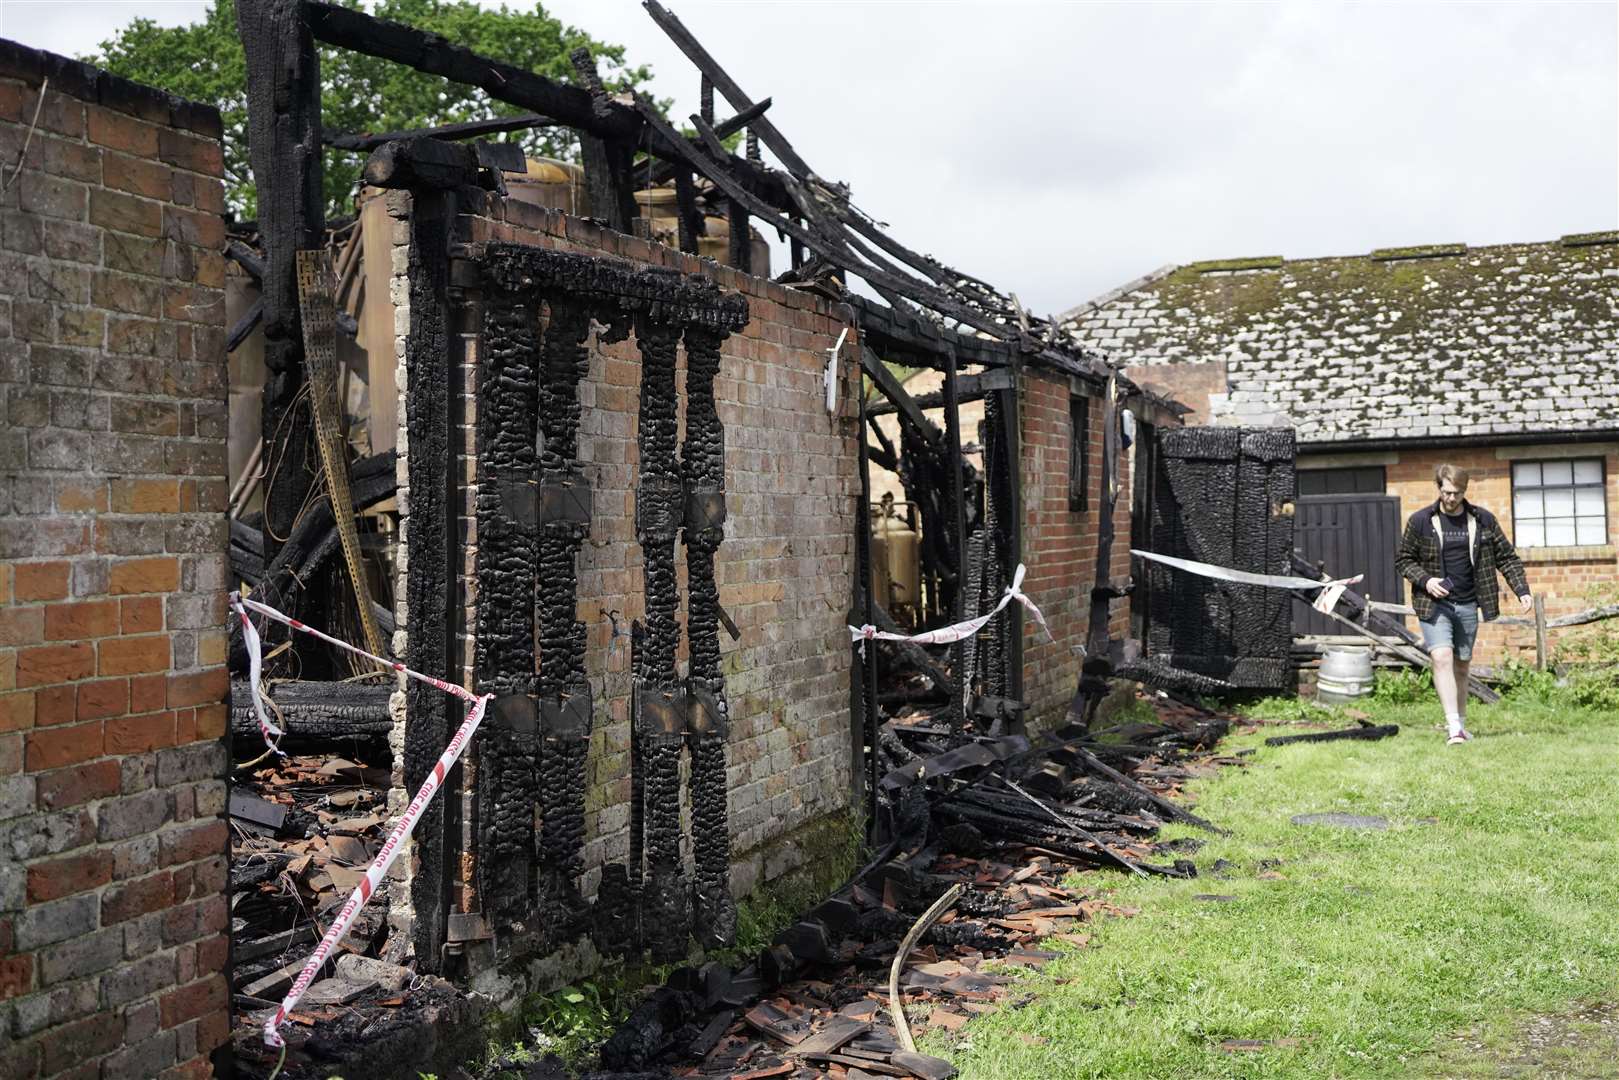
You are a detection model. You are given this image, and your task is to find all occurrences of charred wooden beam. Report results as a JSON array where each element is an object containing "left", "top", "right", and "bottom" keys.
[
  {"left": 673, "top": 167, "right": 701, "bottom": 254},
  {"left": 639, "top": 97, "right": 773, "bottom": 187},
  {"left": 227, "top": 239, "right": 266, "bottom": 280},
  {"left": 865, "top": 372, "right": 1001, "bottom": 415},
  {"left": 229, "top": 680, "right": 394, "bottom": 739},
  {"left": 726, "top": 197, "right": 751, "bottom": 273},
  {"left": 1265, "top": 724, "right": 1399, "bottom": 747},
  {"left": 226, "top": 299, "right": 263, "bottom": 355},
  {"left": 326, "top": 111, "right": 558, "bottom": 153},
  {"left": 402, "top": 189, "right": 461, "bottom": 969},
  {"left": 570, "top": 47, "right": 638, "bottom": 231},
  {"left": 642, "top": 0, "right": 812, "bottom": 177},
  {"left": 362, "top": 137, "right": 482, "bottom": 191},
  {"left": 860, "top": 345, "right": 940, "bottom": 444},
  {"left": 301, "top": 1, "right": 639, "bottom": 139},
  {"left": 238, "top": 0, "right": 322, "bottom": 572},
  {"left": 942, "top": 346, "right": 969, "bottom": 730}
]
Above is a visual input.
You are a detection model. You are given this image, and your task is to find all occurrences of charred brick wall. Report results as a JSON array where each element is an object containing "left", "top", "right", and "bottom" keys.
[
  {"left": 387, "top": 192, "right": 861, "bottom": 977},
  {"left": 0, "top": 43, "right": 230, "bottom": 1080}
]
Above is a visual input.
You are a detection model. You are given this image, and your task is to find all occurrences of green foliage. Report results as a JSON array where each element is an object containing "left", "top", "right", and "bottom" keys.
[
  {"left": 89, "top": 0, "right": 660, "bottom": 218},
  {"left": 1240, "top": 695, "right": 1339, "bottom": 724},
  {"left": 1371, "top": 665, "right": 1433, "bottom": 704}
]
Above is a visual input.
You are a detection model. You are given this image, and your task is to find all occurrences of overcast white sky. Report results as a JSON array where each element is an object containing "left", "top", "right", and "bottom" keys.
[{"left": 2, "top": 0, "right": 1614, "bottom": 316}]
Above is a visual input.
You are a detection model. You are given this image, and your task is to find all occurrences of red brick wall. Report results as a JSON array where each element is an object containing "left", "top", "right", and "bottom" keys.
[
  {"left": 1018, "top": 371, "right": 1138, "bottom": 727},
  {"left": 1387, "top": 444, "right": 1619, "bottom": 666},
  {"left": 0, "top": 44, "right": 230, "bottom": 1080}
]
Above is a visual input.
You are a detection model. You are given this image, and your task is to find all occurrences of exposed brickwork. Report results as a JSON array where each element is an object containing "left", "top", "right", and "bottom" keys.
[
  {"left": 1017, "top": 370, "right": 1141, "bottom": 725},
  {"left": 0, "top": 42, "right": 229, "bottom": 1080}
]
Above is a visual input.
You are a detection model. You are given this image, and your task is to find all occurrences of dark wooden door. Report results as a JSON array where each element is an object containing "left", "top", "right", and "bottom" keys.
[{"left": 1292, "top": 494, "right": 1403, "bottom": 636}]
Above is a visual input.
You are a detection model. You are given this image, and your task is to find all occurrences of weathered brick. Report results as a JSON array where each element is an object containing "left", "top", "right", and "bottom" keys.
[
  {"left": 32, "top": 683, "right": 74, "bottom": 729},
  {"left": 102, "top": 232, "right": 165, "bottom": 277},
  {"left": 120, "top": 597, "right": 163, "bottom": 634},
  {"left": 56, "top": 306, "right": 104, "bottom": 347},
  {"left": 158, "top": 974, "right": 225, "bottom": 1030},
  {"left": 92, "top": 431, "right": 167, "bottom": 474},
  {"left": 157, "top": 128, "right": 223, "bottom": 176},
  {"left": 26, "top": 426, "right": 91, "bottom": 471},
  {"left": 0, "top": 953, "right": 31, "bottom": 1000},
  {"left": 14, "top": 892, "right": 96, "bottom": 950},
  {"left": 87, "top": 106, "right": 160, "bottom": 156},
  {"left": 164, "top": 593, "right": 224, "bottom": 633},
  {"left": 0, "top": 806, "right": 93, "bottom": 862},
  {"left": 161, "top": 206, "right": 224, "bottom": 250},
  {"left": 104, "top": 153, "right": 173, "bottom": 201},
  {"left": 108, "top": 556, "right": 179, "bottom": 595},
  {"left": 194, "top": 703, "right": 226, "bottom": 740},
  {"left": 18, "top": 172, "right": 87, "bottom": 221},
  {"left": 101, "top": 868, "right": 174, "bottom": 925},
  {"left": 104, "top": 711, "right": 174, "bottom": 755},
  {"left": 123, "top": 998, "right": 160, "bottom": 1042},
  {"left": 158, "top": 819, "right": 225, "bottom": 870},
  {"left": 98, "top": 634, "right": 170, "bottom": 676},
  {"left": 23, "top": 718, "right": 101, "bottom": 771},
  {"left": 75, "top": 677, "right": 128, "bottom": 719},
  {"left": 0, "top": 606, "right": 43, "bottom": 647},
  {"left": 92, "top": 270, "right": 161, "bottom": 316},
  {"left": 7, "top": 385, "right": 49, "bottom": 427},
  {"left": 129, "top": 674, "right": 165, "bottom": 713},
  {"left": 48, "top": 388, "right": 107, "bottom": 430},
  {"left": 28, "top": 344, "right": 92, "bottom": 387},
  {"left": 0, "top": 774, "right": 31, "bottom": 820},
  {"left": 43, "top": 600, "right": 119, "bottom": 641},
  {"left": 34, "top": 759, "right": 120, "bottom": 810},
  {"left": 53, "top": 477, "right": 108, "bottom": 514},
  {"left": 0, "top": 691, "right": 34, "bottom": 734},
  {"left": 111, "top": 833, "right": 159, "bottom": 883},
  {"left": 37, "top": 1008, "right": 120, "bottom": 1072},
  {"left": 16, "top": 642, "right": 94, "bottom": 687},
  {"left": 101, "top": 1027, "right": 178, "bottom": 1079},
  {"left": 25, "top": 849, "right": 112, "bottom": 902},
  {"left": 39, "top": 218, "right": 99, "bottom": 263},
  {"left": 110, "top": 396, "right": 180, "bottom": 435},
  {"left": 110, "top": 478, "right": 181, "bottom": 514}
]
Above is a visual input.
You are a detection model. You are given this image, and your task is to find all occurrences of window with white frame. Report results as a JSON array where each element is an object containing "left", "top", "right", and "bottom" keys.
[{"left": 1511, "top": 458, "right": 1607, "bottom": 547}]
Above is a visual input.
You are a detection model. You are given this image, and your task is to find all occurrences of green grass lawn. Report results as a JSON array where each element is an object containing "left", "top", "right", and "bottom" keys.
[{"left": 936, "top": 693, "right": 1619, "bottom": 1079}]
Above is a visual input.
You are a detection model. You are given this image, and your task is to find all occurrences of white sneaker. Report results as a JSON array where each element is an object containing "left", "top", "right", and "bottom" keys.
[{"left": 1446, "top": 729, "right": 1472, "bottom": 746}]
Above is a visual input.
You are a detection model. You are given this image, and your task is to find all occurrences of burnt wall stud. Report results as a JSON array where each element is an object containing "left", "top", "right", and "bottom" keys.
[
  {"left": 682, "top": 325, "right": 736, "bottom": 949},
  {"left": 475, "top": 281, "right": 541, "bottom": 923},
  {"left": 237, "top": 0, "right": 322, "bottom": 581},
  {"left": 535, "top": 297, "right": 594, "bottom": 931},
  {"left": 633, "top": 308, "right": 692, "bottom": 961}
]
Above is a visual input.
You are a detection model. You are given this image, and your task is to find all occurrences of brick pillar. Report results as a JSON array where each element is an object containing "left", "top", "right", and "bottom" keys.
[{"left": 0, "top": 43, "right": 231, "bottom": 1079}]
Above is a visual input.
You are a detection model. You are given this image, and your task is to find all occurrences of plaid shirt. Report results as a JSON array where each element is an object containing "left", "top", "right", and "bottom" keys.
[{"left": 1395, "top": 500, "right": 1530, "bottom": 622}]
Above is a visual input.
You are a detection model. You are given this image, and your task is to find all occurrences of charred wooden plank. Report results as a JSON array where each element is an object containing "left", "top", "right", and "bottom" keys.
[
  {"left": 860, "top": 345, "right": 939, "bottom": 443},
  {"left": 237, "top": 0, "right": 322, "bottom": 572},
  {"left": 326, "top": 111, "right": 558, "bottom": 152},
  {"left": 1265, "top": 724, "right": 1400, "bottom": 747},
  {"left": 363, "top": 136, "right": 481, "bottom": 191},
  {"left": 229, "top": 680, "right": 394, "bottom": 739},
  {"left": 639, "top": 96, "right": 774, "bottom": 186},
  {"left": 226, "top": 298, "right": 263, "bottom": 355},
  {"left": 301, "top": 1, "right": 638, "bottom": 138},
  {"left": 641, "top": 0, "right": 812, "bottom": 177}
]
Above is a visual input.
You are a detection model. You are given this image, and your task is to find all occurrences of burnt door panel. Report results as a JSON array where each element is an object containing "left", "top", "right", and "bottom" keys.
[
  {"left": 1140, "top": 426, "right": 1296, "bottom": 690},
  {"left": 1292, "top": 494, "right": 1402, "bottom": 637}
]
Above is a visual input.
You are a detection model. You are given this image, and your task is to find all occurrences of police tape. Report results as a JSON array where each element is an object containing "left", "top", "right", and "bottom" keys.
[
  {"left": 849, "top": 563, "right": 1053, "bottom": 657},
  {"left": 228, "top": 592, "right": 492, "bottom": 1050},
  {"left": 1128, "top": 549, "right": 1363, "bottom": 614}
]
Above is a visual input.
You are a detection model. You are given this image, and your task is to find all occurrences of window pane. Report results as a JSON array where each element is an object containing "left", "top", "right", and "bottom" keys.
[
  {"left": 1517, "top": 520, "right": 1544, "bottom": 547},
  {"left": 1546, "top": 518, "right": 1577, "bottom": 546},
  {"left": 1544, "top": 489, "right": 1575, "bottom": 517},
  {"left": 1514, "top": 462, "right": 1541, "bottom": 486},
  {"left": 1542, "top": 460, "right": 1574, "bottom": 486},
  {"left": 1514, "top": 490, "right": 1542, "bottom": 521},
  {"left": 1573, "top": 459, "right": 1603, "bottom": 484},
  {"left": 1577, "top": 517, "right": 1607, "bottom": 545},
  {"left": 1298, "top": 471, "right": 1326, "bottom": 496},
  {"left": 1575, "top": 487, "right": 1605, "bottom": 516}
]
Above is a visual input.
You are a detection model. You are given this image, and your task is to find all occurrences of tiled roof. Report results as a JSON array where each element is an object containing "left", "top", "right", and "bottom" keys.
[{"left": 1060, "top": 234, "right": 1619, "bottom": 444}]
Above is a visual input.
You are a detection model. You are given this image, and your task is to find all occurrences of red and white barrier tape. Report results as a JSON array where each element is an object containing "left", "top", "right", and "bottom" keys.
[
  {"left": 1128, "top": 549, "right": 1363, "bottom": 615},
  {"left": 231, "top": 594, "right": 286, "bottom": 757},
  {"left": 229, "top": 592, "right": 492, "bottom": 1050},
  {"left": 849, "top": 562, "right": 1053, "bottom": 658}
]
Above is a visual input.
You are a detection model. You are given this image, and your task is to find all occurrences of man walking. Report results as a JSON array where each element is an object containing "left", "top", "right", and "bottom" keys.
[{"left": 1395, "top": 464, "right": 1532, "bottom": 744}]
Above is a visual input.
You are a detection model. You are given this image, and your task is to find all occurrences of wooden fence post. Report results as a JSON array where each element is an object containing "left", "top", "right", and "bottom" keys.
[{"left": 1534, "top": 595, "right": 1548, "bottom": 672}]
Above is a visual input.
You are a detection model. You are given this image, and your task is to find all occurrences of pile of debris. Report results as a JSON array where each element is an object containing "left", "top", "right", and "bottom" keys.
[
  {"left": 481, "top": 692, "right": 1248, "bottom": 1080},
  {"left": 228, "top": 732, "right": 486, "bottom": 1079}
]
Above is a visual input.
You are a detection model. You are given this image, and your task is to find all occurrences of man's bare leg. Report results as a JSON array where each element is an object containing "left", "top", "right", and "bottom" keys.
[{"left": 1431, "top": 647, "right": 1459, "bottom": 719}]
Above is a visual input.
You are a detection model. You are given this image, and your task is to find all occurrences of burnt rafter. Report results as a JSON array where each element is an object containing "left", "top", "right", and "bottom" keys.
[{"left": 326, "top": 111, "right": 560, "bottom": 153}]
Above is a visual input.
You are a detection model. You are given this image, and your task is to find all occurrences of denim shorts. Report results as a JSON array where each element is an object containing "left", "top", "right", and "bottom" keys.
[{"left": 1419, "top": 600, "right": 1480, "bottom": 662}]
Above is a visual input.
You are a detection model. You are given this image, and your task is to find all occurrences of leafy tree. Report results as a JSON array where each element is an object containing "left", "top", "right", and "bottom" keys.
[{"left": 91, "top": 0, "right": 658, "bottom": 219}]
